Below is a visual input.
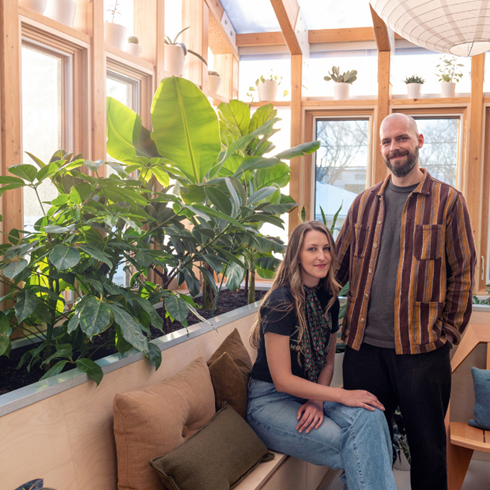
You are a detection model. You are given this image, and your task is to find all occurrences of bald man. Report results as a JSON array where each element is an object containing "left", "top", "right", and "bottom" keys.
[{"left": 335, "top": 114, "right": 476, "bottom": 490}]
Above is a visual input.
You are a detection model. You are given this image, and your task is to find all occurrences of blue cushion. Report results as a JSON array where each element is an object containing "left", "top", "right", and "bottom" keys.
[{"left": 468, "top": 367, "right": 490, "bottom": 431}]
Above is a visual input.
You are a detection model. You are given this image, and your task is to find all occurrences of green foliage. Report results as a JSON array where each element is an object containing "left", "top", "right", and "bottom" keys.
[
  {"left": 164, "top": 26, "right": 208, "bottom": 65},
  {"left": 107, "top": 0, "right": 121, "bottom": 23},
  {"left": 208, "top": 70, "right": 220, "bottom": 77},
  {"left": 246, "top": 69, "right": 289, "bottom": 100},
  {"left": 404, "top": 75, "right": 425, "bottom": 84},
  {"left": 127, "top": 35, "right": 139, "bottom": 44},
  {"left": 324, "top": 66, "right": 357, "bottom": 84},
  {"left": 436, "top": 56, "right": 464, "bottom": 83}
]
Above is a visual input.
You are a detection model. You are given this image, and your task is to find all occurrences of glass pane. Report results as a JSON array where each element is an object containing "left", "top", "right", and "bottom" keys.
[
  {"left": 220, "top": 0, "right": 279, "bottom": 33},
  {"left": 107, "top": 76, "right": 133, "bottom": 107},
  {"left": 21, "top": 44, "right": 63, "bottom": 231},
  {"left": 307, "top": 50, "right": 378, "bottom": 97},
  {"left": 393, "top": 48, "right": 471, "bottom": 96},
  {"left": 315, "top": 119, "right": 369, "bottom": 236},
  {"left": 299, "top": 0, "right": 373, "bottom": 29},
  {"left": 415, "top": 118, "right": 459, "bottom": 187},
  {"left": 105, "top": 0, "right": 134, "bottom": 38},
  {"left": 164, "top": 0, "right": 183, "bottom": 42}
]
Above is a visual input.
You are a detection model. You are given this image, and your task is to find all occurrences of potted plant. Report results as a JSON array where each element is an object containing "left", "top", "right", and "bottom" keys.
[
  {"left": 324, "top": 66, "right": 357, "bottom": 100},
  {"left": 126, "top": 35, "right": 141, "bottom": 58},
  {"left": 404, "top": 75, "right": 425, "bottom": 99},
  {"left": 19, "top": 0, "right": 47, "bottom": 15},
  {"left": 207, "top": 70, "right": 222, "bottom": 94},
  {"left": 436, "top": 55, "right": 464, "bottom": 98},
  {"left": 246, "top": 70, "right": 288, "bottom": 102},
  {"left": 164, "top": 27, "right": 207, "bottom": 77},
  {"left": 44, "top": 0, "right": 76, "bottom": 28},
  {"left": 104, "top": 0, "right": 127, "bottom": 51}
]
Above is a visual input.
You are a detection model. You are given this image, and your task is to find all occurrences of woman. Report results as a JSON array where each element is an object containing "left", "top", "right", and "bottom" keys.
[{"left": 247, "top": 221, "right": 396, "bottom": 490}]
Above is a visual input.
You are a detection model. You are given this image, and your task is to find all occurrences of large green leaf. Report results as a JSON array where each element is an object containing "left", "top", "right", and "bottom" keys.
[
  {"left": 204, "top": 187, "right": 232, "bottom": 215},
  {"left": 78, "top": 245, "right": 113, "bottom": 270},
  {"left": 249, "top": 104, "right": 277, "bottom": 133},
  {"left": 49, "top": 245, "right": 81, "bottom": 271},
  {"left": 108, "top": 304, "right": 148, "bottom": 353},
  {"left": 15, "top": 290, "right": 38, "bottom": 323},
  {"left": 133, "top": 296, "right": 163, "bottom": 331},
  {"left": 9, "top": 164, "right": 37, "bottom": 183},
  {"left": 76, "top": 358, "right": 104, "bottom": 386},
  {"left": 218, "top": 99, "right": 250, "bottom": 143},
  {"left": 225, "top": 261, "right": 245, "bottom": 291},
  {"left": 165, "top": 293, "right": 190, "bottom": 322},
  {"left": 40, "top": 360, "right": 68, "bottom": 380},
  {"left": 150, "top": 77, "right": 221, "bottom": 183},
  {"left": 275, "top": 140, "right": 321, "bottom": 160},
  {"left": 3, "top": 259, "right": 28, "bottom": 279},
  {"left": 148, "top": 342, "right": 162, "bottom": 370},
  {"left": 248, "top": 186, "right": 278, "bottom": 206},
  {"left": 78, "top": 297, "right": 112, "bottom": 340},
  {"left": 253, "top": 162, "right": 290, "bottom": 190},
  {"left": 0, "top": 176, "right": 24, "bottom": 185},
  {"left": 0, "top": 312, "right": 11, "bottom": 356}
]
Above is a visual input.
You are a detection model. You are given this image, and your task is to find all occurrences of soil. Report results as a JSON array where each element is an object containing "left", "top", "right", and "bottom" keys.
[{"left": 0, "top": 289, "right": 267, "bottom": 396}]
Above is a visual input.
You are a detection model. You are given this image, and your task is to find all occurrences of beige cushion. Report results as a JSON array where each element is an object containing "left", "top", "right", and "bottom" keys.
[{"left": 113, "top": 357, "right": 216, "bottom": 490}]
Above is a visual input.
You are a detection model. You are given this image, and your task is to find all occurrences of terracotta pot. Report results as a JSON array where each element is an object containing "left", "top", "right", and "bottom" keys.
[
  {"left": 44, "top": 0, "right": 76, "bottom": 28},
  {"left": 104, "top": 22, "right": 127, "bottom": 51},
  {"left": 165, "top": 44, "right": 186, "bottom": 77},
  {"left": 257, "top": 80, "right": 278, "bottom": 101},
  {"left": 441, "top": 81, "right": 456, "bottom": 98},
  {"left": 126, "top": 43, "right": 141, "bottom": 58},
  {"left": 333, "top": 82, "right": 351, "bottom": 100},
  {"left": 407, "top": 83, "right": 422, "bottom": 99},
  {"left": 208, "top": 74, "right": 222, "bottom": 94},
  {"left": 19, "top": 0, "right": 47, "bottom": 14}
]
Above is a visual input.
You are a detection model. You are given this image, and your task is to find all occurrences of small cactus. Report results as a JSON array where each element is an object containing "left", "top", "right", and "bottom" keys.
[
  {"left": 208, "top": 70, "right": 220, "bottom": 77},
  {"left": 324, "top": 66, "right": 357, "bottom": 84},
  {"left": 127, "top": 35, "right": 139, "bottom": 44}
]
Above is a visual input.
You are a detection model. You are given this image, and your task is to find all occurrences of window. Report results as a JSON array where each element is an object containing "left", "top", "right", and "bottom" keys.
[
  {"left": 314, "top": 118, "right": 370, "bottom": 235},
  {"left": 164, "top": 0, "right": 183, "bottom": 42},
  {"left": 21, "top": 41, "right": 71, "bottom": 230}
]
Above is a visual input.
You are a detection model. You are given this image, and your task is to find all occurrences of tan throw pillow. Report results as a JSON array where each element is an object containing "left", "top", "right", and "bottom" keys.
[
  {"left": 149, "top": 404, "right": 274, "bottom": 490},
  {"left": 207, "top": 328, "right": 253, "bottom": 418},
  {"left": 113, "top": 357, "right": 216, "bottom": 490}
]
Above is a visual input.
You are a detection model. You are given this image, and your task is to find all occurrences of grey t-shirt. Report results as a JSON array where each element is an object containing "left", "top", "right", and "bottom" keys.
[{"left": 363, "top": 180, "right": 418, "bottom": 348}]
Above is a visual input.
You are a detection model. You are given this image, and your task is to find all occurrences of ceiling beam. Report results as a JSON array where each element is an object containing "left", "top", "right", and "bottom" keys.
[
  {"left": 270, "top": 0, "right": 302, "bottom": 55},
  {"left": 370, "top": 5, "right": 394, "bottom": 51},
  {"left": 309, "top": 27, "right": 375, "bottom": 44},
  {"left": 236, "top": 31, "right": 285, "bottom": 47},
  {"left": 205, "top": 0, "right": 238, "bottom": 60}
]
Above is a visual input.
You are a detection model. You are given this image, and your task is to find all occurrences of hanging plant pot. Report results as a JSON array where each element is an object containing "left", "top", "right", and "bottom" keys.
[
  {"left": 44, "top": 0, "right": 76, "bottom": 28},
  {"left": 441, "top": 81, "right": 456, "bottom": 98},
  {"left": 165, "top": 44, "right": 186, "bottom": 77},
  {"left": 406, "top": 83, "right": 422, "bottom": 99},
  {"left": 126, "top": 43, "right": 142, "bottom": 58},
  {"left": 208, "top": 74, "right": 222, "bottom": 94},
  {"left": 19, "top": 0, "right": 47, "bottom": 14},
  {"left": 104, "top": 22, "right": 127, "bottom": 51},
  {"left": 333, "top": 82, "right": 351, "bottom": 100},
  {"left": 258, "top": 80, "right": 278, "bottom": 101}
]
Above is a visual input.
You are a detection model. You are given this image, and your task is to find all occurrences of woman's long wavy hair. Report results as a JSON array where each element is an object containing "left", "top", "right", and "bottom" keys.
[{"left": 250, "top": 220, "right": 341, "bottom": 349}]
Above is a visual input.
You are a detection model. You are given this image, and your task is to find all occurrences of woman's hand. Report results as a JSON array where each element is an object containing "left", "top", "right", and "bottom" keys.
[
  {"left": 339, "top": 389, "right": 385, "bottom": 411},
  {"left": 296, "top": 400, "right": 324, "bottom": 433}
]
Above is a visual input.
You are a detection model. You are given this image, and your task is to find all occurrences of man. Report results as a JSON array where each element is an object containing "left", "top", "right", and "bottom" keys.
[{"left": 335, "top": 113, "right": 476, "bottom": 490}]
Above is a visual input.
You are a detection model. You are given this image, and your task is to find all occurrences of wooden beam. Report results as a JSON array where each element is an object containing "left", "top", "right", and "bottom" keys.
[
  {"left": 0, "top": 0, "right": 23, "bottom": 236},
  {"left": 156, "top": 0, "right": 165, "bottom": 88},
  {"left": 183, "top": 0, "right": 208, "bottom": 87},
  {"left": 370, "top": 5, "right": 394, "bottom": 51},
  {"left": 134, "top": 0, "right": 157, "bottom": 65},
  {"left": 205, "top": 0, "right": 238, "bottom": 60},
  {"left": 466, "top": 54, "right": 485, "bottom": 291},
  {"left": 270, "top": 0, "right": 302, "bottom": 55},
  {"left": 236, "top": 31, "right": 285, "bottom": 47},
  {"left": 309, "top": 27, "right": 375, "bottom": 44}
]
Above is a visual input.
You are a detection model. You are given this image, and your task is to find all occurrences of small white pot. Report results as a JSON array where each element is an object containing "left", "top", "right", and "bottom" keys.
[
  {"left": 331, "top": 352, "right": 344, "bottom": 388},
  {"left": 333, "top": 82, "right": 351, "bottom": 100},
  {"left": 257, "top": 80, "right": 278, "bottom": 101},
  {"left": 165, "top": 44, "right": 186, "bottom": 77},
  {"left": 44, "top": 0, "right": 76, "bottom": 28},
  {"left": 441, "top": 81, "right": 456, "bottom": 98},
  {"left": 126, "top": 43, "right": 141, "bottom": 58},
  {"left": 406, "top": 83, "right": 422, "bottom": 99},
  {"left": 104, "top": 22, "right": 127, "bottom": 51},
  {"left": 208, "top": 74, "right": 222, "bottom": 94},
  {"left": 20, "top": 0, "right": 47, "bottom": 14}
]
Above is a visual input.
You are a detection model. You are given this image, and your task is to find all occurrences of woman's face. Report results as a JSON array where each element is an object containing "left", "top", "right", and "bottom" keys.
[{"left": 298, "top": 230, "right": 332, "bottom": 287}]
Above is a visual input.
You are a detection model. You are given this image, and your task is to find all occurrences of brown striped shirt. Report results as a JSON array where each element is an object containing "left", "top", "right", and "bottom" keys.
[{"left": 335, "top": 169, "right": 476, "bottom": 355}]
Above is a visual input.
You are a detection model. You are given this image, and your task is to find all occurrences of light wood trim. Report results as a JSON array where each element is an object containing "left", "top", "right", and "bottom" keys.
[
  {"left": 156, "top": 0, "right": 165, "bottom": 90},
  {"left": 482, "top": 108, "right": 490, "bottom": 293},
  {"left": 236, "top": 32, "right": 285, "bottom": 47},
  {"left": 1, "top": 1, "right": 23, "bottom": 236},
  {"left": 309, "top": 27, "right": 375, "bottom": 44},
  {"left": 19, "top": 5, "right": 91, "bottom": 46},
  {"left": 303, "top": 99, "right": 376, "bottom": 108},
  {"left": 391, "top": 97, "right": 471, "bottom": 106},
  {"left": 205, "top": 0, "right": 238, "bottom": 60},
  {"left": 450, "top": 422, "right": 489, "bottom": 452},
  {"left": 250, "top": 101, "right": 291, "bottom": 107},
  {"left": 134, "top": 0, "right": 157, "bottom": 65},
  {"left": 213, "top": 54, "right": 233, "bottom": 100},
  {"left": 183, "top": 0, "right": 207, "bottom": 88},
  {"left": 370, "top": 5, "right": 393, "bottom": 52},
  {"left": 232, "top": 55, "right": 239, "bottom": 99},
  {"left": 73, "top": 0, "right": 89, "bottom": 33},
  {"left": 270, "top": 0, "right": 301, "bottom": 55},
  {"left": 105, "top": 44, "right": 155, "bottom": 73}
]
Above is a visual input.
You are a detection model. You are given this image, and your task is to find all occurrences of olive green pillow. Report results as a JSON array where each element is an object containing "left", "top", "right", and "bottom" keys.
[{"left": 149, "top": 404, "right": 274, "bottom": 490}]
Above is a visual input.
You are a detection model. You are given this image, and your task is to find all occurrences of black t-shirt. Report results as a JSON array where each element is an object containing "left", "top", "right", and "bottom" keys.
[{"left": 251, "top": 286, "right": 340, "bottom": 383}]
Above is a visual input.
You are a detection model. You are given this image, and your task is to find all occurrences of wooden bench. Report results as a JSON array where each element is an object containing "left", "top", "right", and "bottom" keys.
[{"left": 446, "top": 324, "right": 490, "bottom": 490}]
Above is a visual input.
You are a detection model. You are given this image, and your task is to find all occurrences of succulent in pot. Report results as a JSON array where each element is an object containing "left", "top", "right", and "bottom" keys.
[
  {"left": 403, "top": 75, "right": 425, "bottom": 99},
  {"left": 105, "top": 1, "right": 127, "bottom": 51},
  {"left": 164, "top": 27, "right": 207, "bottom": 77},
  {"left": 126, "top": 35, "right": 141, "bottom": 57},
  {"left": 207, "top": 70, "right": 222, "bottom": 94},
  {"left": 324, "top": 66, "right": 357, "bottom": 100},
  {"left": 246, "top": 69, "right": 289, "bottom": 102},
  {"left": 436, "top": 55, "right": 464, "bottom": 98}
]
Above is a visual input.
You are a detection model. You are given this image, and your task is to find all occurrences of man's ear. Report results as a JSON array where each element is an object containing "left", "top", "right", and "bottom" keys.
[{"left": 418, "top": 133, "right": 424, "bottom": 148}]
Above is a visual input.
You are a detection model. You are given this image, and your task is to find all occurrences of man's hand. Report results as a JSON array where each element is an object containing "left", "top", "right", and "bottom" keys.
[
  {"left": 296, "top": 400, "right": 324, "bottom": 433},
  {"left": 339, "top": 389, "right": 385, "bottom": 411}
]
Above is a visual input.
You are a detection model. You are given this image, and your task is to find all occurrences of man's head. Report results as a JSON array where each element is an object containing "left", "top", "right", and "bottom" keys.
[{"left": 379, "top": 114, "right": 424, "bottom": 178}]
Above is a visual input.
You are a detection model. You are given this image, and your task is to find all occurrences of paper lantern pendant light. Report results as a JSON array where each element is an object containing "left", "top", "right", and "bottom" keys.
[{"left": 370, "top": 0, "right": 490, "bottom": 56}]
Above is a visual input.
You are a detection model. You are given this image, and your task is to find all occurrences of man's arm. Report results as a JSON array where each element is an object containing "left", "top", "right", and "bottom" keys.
[
  {"left": 335, "top": 207, "right": 353, "bottom": 287},
  {"left": 443, "top": 193, "right": 477, "bottom": 344}
]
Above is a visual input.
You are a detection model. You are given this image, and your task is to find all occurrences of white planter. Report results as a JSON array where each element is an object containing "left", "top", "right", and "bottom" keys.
[
  {"left": 20, "top": 0, "right": 47, "bottom": 14},
  {"left": 208, "top": 74, "right": 222, "bottom": 94},
  {"left": 441, "top": 81, "right": 456, "bottom": 98},
  {"left": 165, "top": 44, "right": 186, "bottom": 77},
  {"left": 126, "top": 43, "right": 142, "bottom": 58},
  {"left": 44, "top": 0, "right": 76, "bottom": 28},
  {"left": 406, "top": 83, "right": 422, "bottom": 99},
  {"left": 104, "top": 22, "right": 127, "bottom": 51},
  {"left": 258, "top": 79, "right": 278, "bottom": 101},
  {"left": 333, "top": 82, "right": 351, "bottom": 100},
  {"left": 331, "top": 352, "right": 344, "bottom": 387}
]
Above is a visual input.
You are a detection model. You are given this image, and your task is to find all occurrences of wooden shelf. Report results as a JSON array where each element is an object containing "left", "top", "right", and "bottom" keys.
[
  {"left": 250, "top": 100, "right": 291, "bottom": 107},
  {"left": 303, "top": 98, "right": 376, "bottom": 107},
  {"left": 105, "top": 44, "right": 155, "bottom": 74},
  {"left": 391, "top": 97, "right": 471, "bottom": 106}
]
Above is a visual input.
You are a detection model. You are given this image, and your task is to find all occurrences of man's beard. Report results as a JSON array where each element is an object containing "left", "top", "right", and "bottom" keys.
[{"left": 383, "top": 146, "right": 418, "bottom": 177}]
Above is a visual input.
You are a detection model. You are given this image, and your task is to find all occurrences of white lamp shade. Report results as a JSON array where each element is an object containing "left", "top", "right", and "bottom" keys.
[{"left": 370, "top": 0, "right": 490, "bottom": 56}]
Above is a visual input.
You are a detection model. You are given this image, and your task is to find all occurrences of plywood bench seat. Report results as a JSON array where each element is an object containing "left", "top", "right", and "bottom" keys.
[{"left": 450, "top": 422, "right": 490, "bottom": 452}]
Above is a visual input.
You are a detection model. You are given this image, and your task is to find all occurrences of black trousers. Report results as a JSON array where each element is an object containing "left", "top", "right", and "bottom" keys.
[{"left": 343, "top": 342, "right": 452, "bottom": 490}]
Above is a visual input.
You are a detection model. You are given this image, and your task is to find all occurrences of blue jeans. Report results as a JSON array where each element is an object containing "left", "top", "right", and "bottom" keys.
[{"left": 247, "top": 379, "right": 397, "bottom": 490}]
